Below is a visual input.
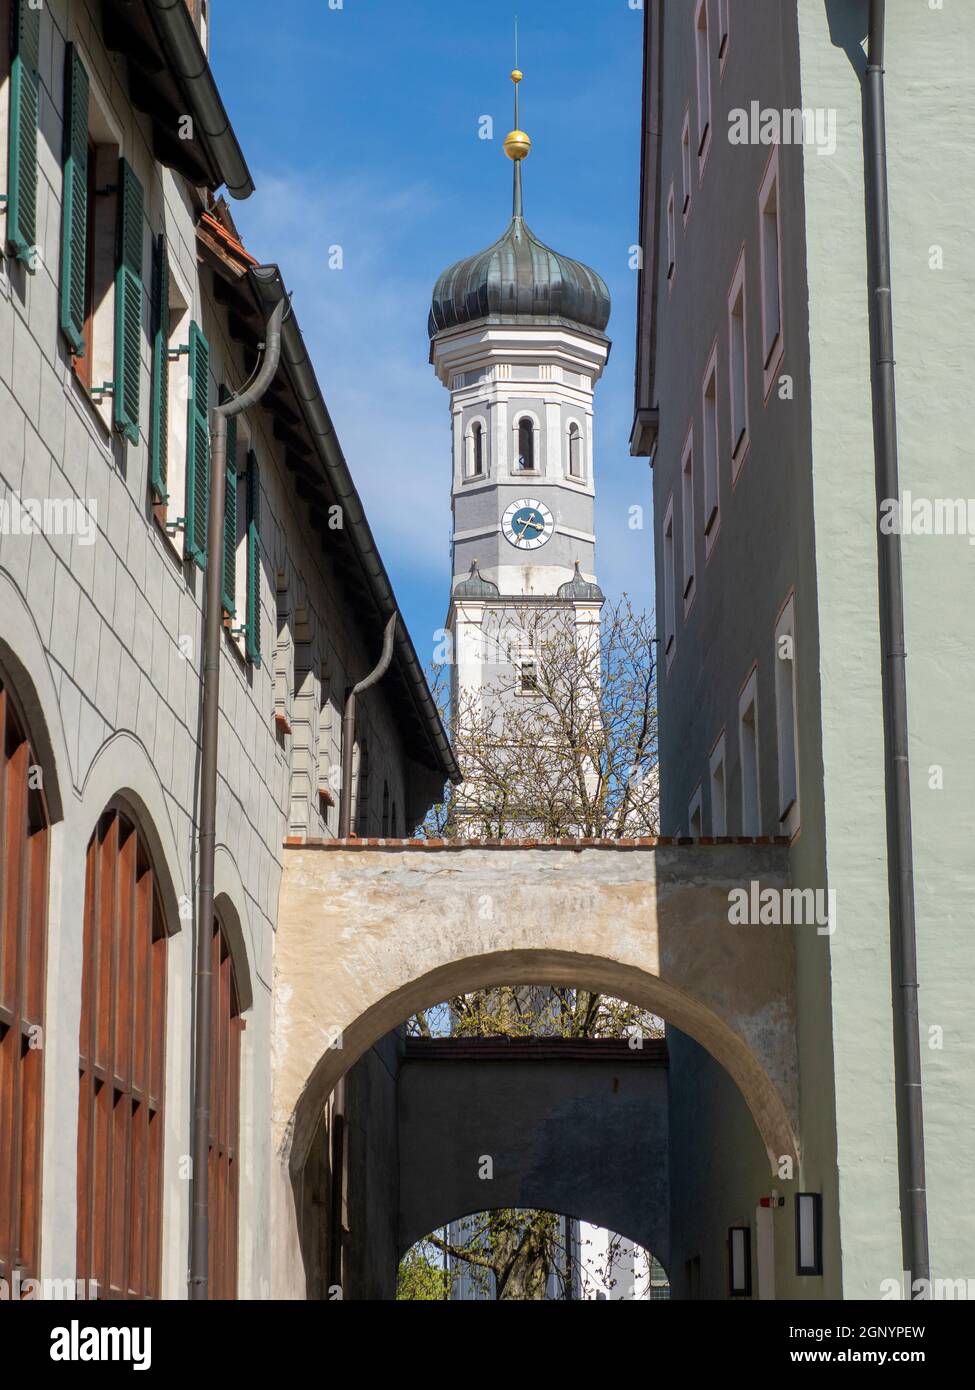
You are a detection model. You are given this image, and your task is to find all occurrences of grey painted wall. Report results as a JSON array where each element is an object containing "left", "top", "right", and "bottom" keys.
[{"left": 397, "top": 1053, "right": 670, "bottom": 1266}]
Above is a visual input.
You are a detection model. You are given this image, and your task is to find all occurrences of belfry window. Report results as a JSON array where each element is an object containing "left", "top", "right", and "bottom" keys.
[
  {"left": 568, "top": 422, "right": 584, "bottom": 480},
  {"left": 517, "top": 417, "right": 535, "bottom": 471},
  {"left": 470, "top": 421, "right": 485, "bottom": 477}
]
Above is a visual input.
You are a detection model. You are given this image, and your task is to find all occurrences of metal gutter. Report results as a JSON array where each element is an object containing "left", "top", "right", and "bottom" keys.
[
  {"left": 144, "top": 0, "right": 255, "bottom": 199},
  {"left": 865, "top": 0, "right": 929, "bottom": 1290},
  {"left": 191, "top": 296, "right": 285, "bottom": 1298},
  {"left": 629, "top": 0, "right": 663, "bottom": 459},
  {"left": 338, "top": 614, "right": 397, "bottom": 838},
  {"left": 247, "top": 264, "right": 460, "bottom": 786}
]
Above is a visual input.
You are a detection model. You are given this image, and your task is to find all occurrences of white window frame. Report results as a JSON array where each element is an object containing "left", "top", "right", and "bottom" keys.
[
  {"left": 702, "top": 341, "right": 720, "bottom": 555},
  {"left": 727, "top": 248, "right": 750, "bottom": 482},
  {"left": 68, "top": 49, "right": 127, "bottom": 434},
  {"left": 666, "top": 181, "right": 676, "bottom": 284},
  {"left": 688, "top": 784, "right": 703, "bottom": 838},
  {"left": 758, "top": 145, "right": 785, "bottom": 399},
  {"left": 774, "top": 592, "right": 800, "bottom": 838},
  {"left": 566, "top": 419, "right": 586, "bottom": 481},
  {"left": 709, "top": 731, "right": 727, "bottom": 837},
  {"left": 512, "top": 409, "right": 542, "bottom": 475},
  {"left": 465, "top": 415, "right": 488, "bottom": 480},
  {"left": 681, "top": 108, "right": 692, "bottom": 224},
  {"left": 694, "top": 0, "right": 712, "bottom": 173},
  {"left": 160, "top": 257, "right": 192, "bottom": 557},
  {"left": 718, "top": 0, "right": 731, "bottom": 71},
  {"left": 681, "top": 425, "right": 696, "bottom": 612},
  {"left": 662, "top": 494, "right": 677, "bottom": 672},
  {"left": 738, "top": 665, "right": 761, "bottom": 837}
]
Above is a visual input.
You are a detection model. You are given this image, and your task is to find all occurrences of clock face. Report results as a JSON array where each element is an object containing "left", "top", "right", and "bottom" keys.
[{"left": 502, "top": 498, "right": 555, "bottom": 551}]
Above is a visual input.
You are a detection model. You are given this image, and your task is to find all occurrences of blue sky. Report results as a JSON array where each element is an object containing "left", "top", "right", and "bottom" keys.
[{"left": 211, "top": 0, "right": 653, "bottom": 659}]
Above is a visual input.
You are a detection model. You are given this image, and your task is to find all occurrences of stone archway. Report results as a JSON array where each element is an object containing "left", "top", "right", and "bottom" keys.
[{"left": 270, "top": 838, "right": 798, "bottom": 1297}]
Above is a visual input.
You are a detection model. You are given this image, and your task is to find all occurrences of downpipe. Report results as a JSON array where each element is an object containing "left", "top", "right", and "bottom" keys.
[
  {"left": 337, "top": 613, "right": 397, "bottom": 838},
  {"left": 190, "top": 296, "right": 285, "bottom": 1299},
  {"left": 865, "top": 0, "right": 929, "bottom": 1289}
]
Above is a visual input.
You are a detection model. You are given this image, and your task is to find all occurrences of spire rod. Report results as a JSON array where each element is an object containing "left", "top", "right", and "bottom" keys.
[{"left": 503, "top": 23, "right": 531, "bottom": 220}]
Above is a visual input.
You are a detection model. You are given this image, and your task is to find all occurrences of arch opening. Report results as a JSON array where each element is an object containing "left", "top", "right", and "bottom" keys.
[
  {"left": 398, "top": 1210, "right": 670, "bottom": 1301},
  {"left": 288, "top": 949, "right": 799, "bottom": 1179}
]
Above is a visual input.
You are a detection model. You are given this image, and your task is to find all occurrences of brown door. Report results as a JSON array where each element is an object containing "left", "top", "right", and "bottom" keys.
[
  {"left": 208, "top": 917, "right": 242, "bottom": 1300},
  {"left": 77, "top": 810, "right": 167, "bottom": 1298},
  {"left": 0, "top": 682, "right": 50, "bottom": 1287}
]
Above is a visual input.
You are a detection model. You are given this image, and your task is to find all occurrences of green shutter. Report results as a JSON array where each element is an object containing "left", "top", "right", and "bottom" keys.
[
  {"left": 59, "top": 45, "right": 89, "bottom": 354},
  {"left": 185, "top": 321, "right": 210, "bottom": 569},
  {"left": 220, "top": 387, "right": 237, "bottom": 614},
  {"left": 113, "top": 159, "right": 144, "bottom": 444},
  {"left": 149, "top": 236, "right": 170, "bottom": 500},
  {"left": 245, "top": 450, "right": 261, "bottom": 666},
  {"left": 7, "top": 0, "right": 41, "bottom": 270}
]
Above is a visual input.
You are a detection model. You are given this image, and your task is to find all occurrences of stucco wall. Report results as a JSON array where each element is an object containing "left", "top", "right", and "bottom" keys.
[{"left": 0, "top": 0, "right": 417, "bottom": 1298}]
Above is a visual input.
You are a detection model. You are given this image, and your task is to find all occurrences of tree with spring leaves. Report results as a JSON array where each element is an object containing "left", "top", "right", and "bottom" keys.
[
  {"left": 397, "top": 598, "right": 664, "bottom": 1299},
  {"left": 421, "top": 595, "right": 659, "bottom": 839}
]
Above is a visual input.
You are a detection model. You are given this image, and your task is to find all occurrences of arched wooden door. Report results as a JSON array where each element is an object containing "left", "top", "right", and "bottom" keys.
[
  {"left": 0, "top": 679, "right": 50, "bottom": 1285},
  {"left": 77, "top": 808, "right": 168, "bottom": 1298},
  {"left": 209, "top": 915, "right": 243, "bottom": 1300}
]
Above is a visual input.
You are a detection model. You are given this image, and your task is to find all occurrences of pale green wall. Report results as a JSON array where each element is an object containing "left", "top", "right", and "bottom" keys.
[{"left": 798, "top": 0, "right": 975, "bottom": 1293}]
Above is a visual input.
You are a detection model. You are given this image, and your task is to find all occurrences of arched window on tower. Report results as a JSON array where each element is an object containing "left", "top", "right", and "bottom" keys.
[
  {"left": 517, "top": 417, "right": 535, "bottom": 471},
  {"left": 568, "top": 422, "right": 585, "bottom": 480},
  {"left": 469, "top": 421, "right": 485, "bottom": 478}
]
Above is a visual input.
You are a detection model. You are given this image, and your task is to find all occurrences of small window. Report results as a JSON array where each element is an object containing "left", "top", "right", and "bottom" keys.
[
  {"left": 473, "top": 421, "right": 484, "bottom": 475},
  {"left": 568, "top": 422, "right": 584, "bottom": 479},
  {"left": 274, "top": 581, "right": 293, "bottom": 735},
  {"left": 728, "top": 253, "right": 749, "bottom": 477},
  {"left": 729, "top": 1226, "right": 752, "bottom": 1298},
  {"left": 774, "top": 594, "right": 800, "bottom": 836},
  {"left": 688, "top": 785, "right": 703, "bottom": 837},
  {"left": 58, "top": 49, "right": 143, "bottom": 444},
  {"left": 662, "top": 496, "right": 677, "bottom": 667},
  {"left": 718, "top": 0, "right": 730, "bottom": 64},
  {"left": 738, "top": 667, "right": 760, "bottom": 836},
  {"left": 666, "top": 183, "right": 676, "bottom": 282},
  {"left": 695, "top": 0, "right": 712, "bottom": 163},
  {"left": 681, "top": 429, "right": 695, "bottom": 609},
  {"left": 702, "top": 346, "right": 720, "bottom": 546},
  {"left": 681, "top": 112, "right": 692, "bottom": 220},
  {"left": 709, "top": 732, "right": 727, "bottom": 836},
  {"left": 759, "top": 148, "right": 784, "bottom": 392},
  {"left": 519, "top": 653, "right": 539, "bottom": 694},
  {"left": 517, "top": 417, "right": 535, "bottom": 471}
]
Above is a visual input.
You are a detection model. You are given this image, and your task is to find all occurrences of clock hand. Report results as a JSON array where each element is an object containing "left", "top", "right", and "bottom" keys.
[{"left": 517, "top": 511, "right": 541, "bottom": 539}]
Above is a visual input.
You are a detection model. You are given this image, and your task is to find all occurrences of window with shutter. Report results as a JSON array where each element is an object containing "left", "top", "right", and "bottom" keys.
[
  {"left": 184, "top": 321, "right": 210, "bottom": 569},
  {"left": 220, "top": 387, "right": 237, "bottom": 615},
  {"left": 113, "top": 159, "right": 144, "bottom": 444},
  {"left": 149, "top": 236, "right": 171, "bottom": 502},
  {"left": 5, "top": 0, "right": 41, "bottom": 271},
  {"left": 60, "top": 45, "right": 90, "bottom": 354},
  {"left": 245, "top": 450, "right": 262, "bottom": 666}
]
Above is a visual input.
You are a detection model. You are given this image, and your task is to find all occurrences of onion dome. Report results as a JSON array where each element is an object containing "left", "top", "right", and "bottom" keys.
[
  {"left": 429, "top": 218, "right": 611, "bottom": 339},
  {"left": 454, "top": 560, "right": 501, "bottom": 600},
  {"left": 557, "top": 561, "right": 604, "bottom": 603},
  {"left": 429, "top": 67, "right": 610, "bottom": 340}
]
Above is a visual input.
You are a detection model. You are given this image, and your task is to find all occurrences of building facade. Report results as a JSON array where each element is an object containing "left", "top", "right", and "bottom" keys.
[
  {"left": 0, "top": 0, "right": 451, "bottom": 1299},
  {"left": 632, "top": 0, "right": 974, "bottom": 1298}
]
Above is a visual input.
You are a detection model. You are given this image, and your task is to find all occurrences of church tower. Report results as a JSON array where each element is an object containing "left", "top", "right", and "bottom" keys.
[{"left": 429, "top": 66, "right": 612, "bottom": 822}]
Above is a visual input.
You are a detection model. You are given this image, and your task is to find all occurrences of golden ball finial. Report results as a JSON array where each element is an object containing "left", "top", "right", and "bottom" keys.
[
  {"left": 503, "top": 128, "right": 531, "bottom": 161},
  {"left": 511, "top": 68, "right": 523, "bottom": 83}
]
